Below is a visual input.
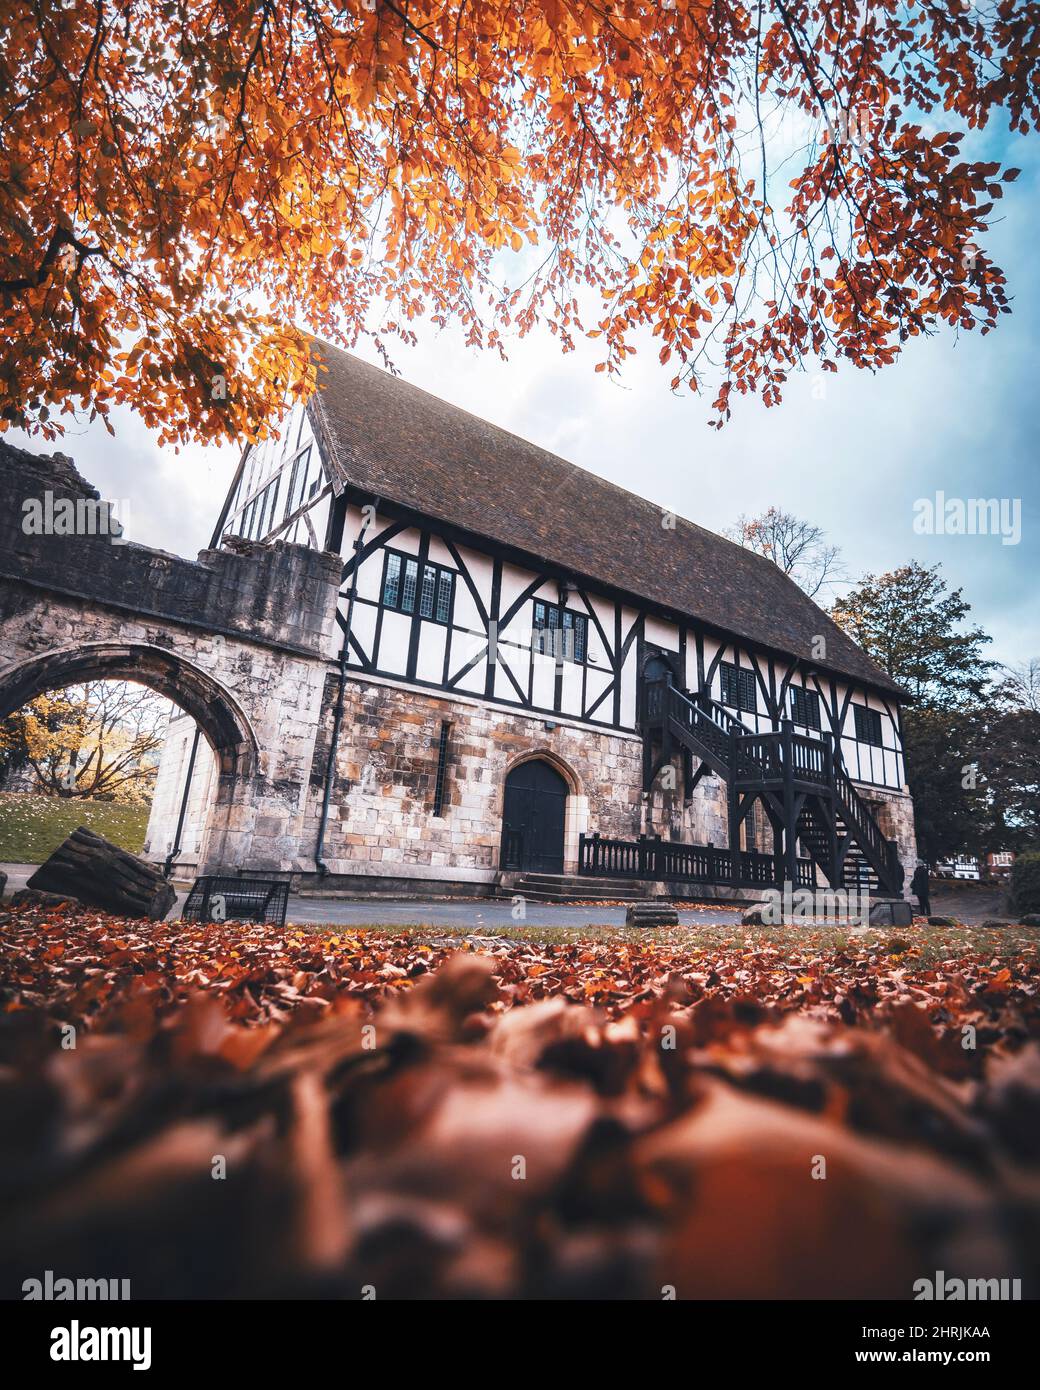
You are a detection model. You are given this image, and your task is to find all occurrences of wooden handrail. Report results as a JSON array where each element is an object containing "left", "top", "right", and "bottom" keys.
[{"left": 578, "top": 831, "right": 814, "bottom": 888}]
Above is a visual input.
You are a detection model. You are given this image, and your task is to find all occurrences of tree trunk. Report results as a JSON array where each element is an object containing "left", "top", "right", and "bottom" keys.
[{"left": 27, "top": 826, "right": 176, "bottom": 920}]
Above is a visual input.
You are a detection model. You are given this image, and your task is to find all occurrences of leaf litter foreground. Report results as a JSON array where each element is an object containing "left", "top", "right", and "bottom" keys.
[{"left": 1, "top": 903, "right": 1039, "bottom": 1299}]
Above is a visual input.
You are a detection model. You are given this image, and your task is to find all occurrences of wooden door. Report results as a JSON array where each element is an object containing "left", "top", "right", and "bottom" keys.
[{"left": 500, "top": 759, "right": 568, "bottom": 873}]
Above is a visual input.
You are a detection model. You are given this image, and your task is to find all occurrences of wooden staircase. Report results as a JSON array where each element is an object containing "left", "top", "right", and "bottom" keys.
[
  {"left": 642, "top": 678, "right": 904, "bottom": 897},
  {"left": 796, "top": 803, "right": 881, "bottom": 892}
]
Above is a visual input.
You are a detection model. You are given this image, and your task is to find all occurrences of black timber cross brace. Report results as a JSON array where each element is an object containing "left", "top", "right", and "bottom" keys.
[{"left": 740, "top": 783, "right": 809, "bottom": 889}]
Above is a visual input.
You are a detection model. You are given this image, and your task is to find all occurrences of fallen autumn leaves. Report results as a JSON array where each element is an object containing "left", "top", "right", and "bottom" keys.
[{"left": 1, "top": 903, "right": 1038, "bottom": 1299}]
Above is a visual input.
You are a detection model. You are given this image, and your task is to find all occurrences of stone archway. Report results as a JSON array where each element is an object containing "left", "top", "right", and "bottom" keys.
[
  {"left": 0, "top": 642, "right": 261, "bottom": 873},
  {"left": 0, "top": 641, "right": 259, "bottom": 780},
  {"left": 0, "top": 440, "right": 342, "bottom": 877}
]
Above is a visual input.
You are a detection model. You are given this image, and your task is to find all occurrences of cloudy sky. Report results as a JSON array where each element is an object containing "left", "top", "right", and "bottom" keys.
[{"left": 10, "top": 127, "right": 1037, "bottom": 672}]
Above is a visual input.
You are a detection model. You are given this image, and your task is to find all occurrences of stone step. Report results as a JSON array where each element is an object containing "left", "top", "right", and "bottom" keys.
[
  {"left": 518, "top": 873, "right": 651, "bottom": 892},
  {"left": 507, "top": 892, "right": 634, "bottom": 905},
  {"left": 497, "top": 873, "right": 655, "bottom": 904},
  {"left": 502, "top": 886, "right": 651, "bottom": 904}
]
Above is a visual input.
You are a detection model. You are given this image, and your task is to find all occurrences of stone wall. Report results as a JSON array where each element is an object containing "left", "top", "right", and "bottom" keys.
[
  {"left": 0, "top": 438, "right": 342, "bottom": 880},
  {"left": 293, "top": 673, "right": 730, "bottom": 891},
  {"left": 0, "top": 438, "right": 340, "bottom": 659},
  {"left": 143, "top": 712, "right": 217, "bottom": 872},
  {"left": 861, "top": 785, "right": 919, "bottom": 893},
  {"left": 0, "top": 579, "right": 337, "bottom": 877}
]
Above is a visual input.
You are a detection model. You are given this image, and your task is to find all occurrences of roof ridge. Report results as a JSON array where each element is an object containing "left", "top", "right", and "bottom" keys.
[
  {"left": 314, "top": 337, "right": 760, "bottom": 554},
  {"left": 307, "top": 337, "right": 901, "bottom": 695}
]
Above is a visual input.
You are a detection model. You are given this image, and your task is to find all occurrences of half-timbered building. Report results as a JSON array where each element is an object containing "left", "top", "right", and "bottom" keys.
[{"left": 146, "top": 344, "right": 917, "bottom": 900}]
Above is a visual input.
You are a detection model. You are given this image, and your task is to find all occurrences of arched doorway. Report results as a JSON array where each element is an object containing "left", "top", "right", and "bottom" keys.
[
  {"left": 500, "top": 758, "right": 568, "bottom": 873},
  {"left": 643, "top": 651, "right": 677, "bottom": 684}
]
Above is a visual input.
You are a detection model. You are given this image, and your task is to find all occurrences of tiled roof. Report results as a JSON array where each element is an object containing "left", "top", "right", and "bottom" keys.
[{"left": 308, "top": 341, "right": 901, "bottom": 696}]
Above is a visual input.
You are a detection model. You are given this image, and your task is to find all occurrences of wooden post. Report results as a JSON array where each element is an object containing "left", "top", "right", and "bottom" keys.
[
  {"left": 765, "top": 804, "right": 784, "bottom": 887},
  {"left": 727, "top": 727, "right": 740, "bottom": 884},
  {"left": 781, "top": 718, "right": 798, "bottom": 888},
  {"left": 822, "top": 731, "right": 840, "bottom": 888}
]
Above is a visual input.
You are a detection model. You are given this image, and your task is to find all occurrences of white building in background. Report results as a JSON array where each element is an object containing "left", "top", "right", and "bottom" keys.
[{"left": 935, "top": 855, "right": 982, "bottom": 881}]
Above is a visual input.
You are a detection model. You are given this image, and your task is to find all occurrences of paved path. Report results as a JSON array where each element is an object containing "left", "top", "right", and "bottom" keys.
[
  {"left": 2, "top": 863, "right": 1016, "bottom": 928},
  {"left": 928, "top": 883, "right": 1013, "bottom": 926},
  {"left": 2, "top": 863, "right": 741, "bottom": 928},
  {"left": 282, "top": 898, "right": 743, "bottom": 928},
  {"left": 2, "top": 864, "right": 40, "bottom": 897}
]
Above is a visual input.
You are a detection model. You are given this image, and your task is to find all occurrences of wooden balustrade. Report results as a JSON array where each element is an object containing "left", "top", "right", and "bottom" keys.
[{"left": 578, "top": 833, "right": 814, "bottom": 889}]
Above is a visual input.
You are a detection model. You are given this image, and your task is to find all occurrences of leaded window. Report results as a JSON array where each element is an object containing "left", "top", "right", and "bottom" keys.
[
  {"left": 400, "top": 557, "right": 418, "bottom": 613},
  {"left": 790, "top": 685, "right": 821, "bottom": 729},
  {"left": 420, "top": 564, "right": 437, "bottom": 618},
  {"left": 435, "top": 569, "right": 453, "bottom": 623},
  {"left": 382, "top": 549, "right": 454, "bottom": 622},
  {"left": 383, "top": 551, "right": 403, "bottom": 608},
  {"left": 533, "top": 600, "right": 588, "bottom": 664},
  {"left": 719, "top": 660, "right": 757, "bottom": 714}
]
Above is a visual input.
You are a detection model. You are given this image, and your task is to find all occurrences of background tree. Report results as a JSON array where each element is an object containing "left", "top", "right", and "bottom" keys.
[
  {"left": 1, "top": 1, "right": 1035, "bottom": 446},
  {"left": 0, "top": 682, "right": 171, "bottom": 803},
  {"left": 991, "top": 658, "right": 1040, "bottom": 715},
  {"left": 898, "top": 705, "right": 988, "bottom": 866},
  {"left": 830, "top": 561, "right": 995, "bottom": 864},
  {"left": 831, "top": 561, "right": 994, "bottom": 708},
  {"left": 726, "top": 506, "right": 845, "bottom": 597},
  {"left": 974, "top": 661, "right": 1040, "bottom": 853}
]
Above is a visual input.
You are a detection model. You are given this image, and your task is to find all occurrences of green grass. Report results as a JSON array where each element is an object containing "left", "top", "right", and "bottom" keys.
[
  {"left": 291, "top": 918, "right": 1040, "bottom": 965},
  {"left": 0, "top": 792, "right": 150, "bottom": 863}
]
